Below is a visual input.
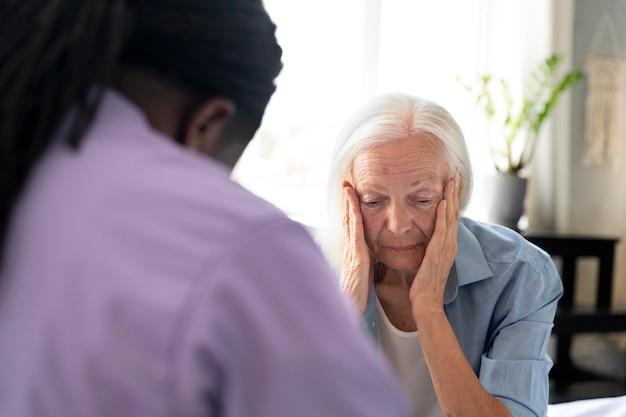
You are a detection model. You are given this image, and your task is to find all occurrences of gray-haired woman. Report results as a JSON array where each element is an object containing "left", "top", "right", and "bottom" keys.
[{"left": 321, "top": 92, "right": 563, "bottom": 417}]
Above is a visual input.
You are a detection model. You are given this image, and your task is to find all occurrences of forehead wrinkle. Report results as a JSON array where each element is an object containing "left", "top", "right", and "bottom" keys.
[
  {"left": 354, "top": 170, "right": 441, "bottom": 195},
  {"left": 352, "top": 137, "right": 449, "bottom": 192}
]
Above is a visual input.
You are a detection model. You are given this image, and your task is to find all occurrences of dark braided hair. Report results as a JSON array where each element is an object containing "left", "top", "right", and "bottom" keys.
[
  {"left": 0, "top": 0, "right": 130, "bottom": 261},
  {"left": 0, "top": 0, "right": 283, "bottom": 265}
]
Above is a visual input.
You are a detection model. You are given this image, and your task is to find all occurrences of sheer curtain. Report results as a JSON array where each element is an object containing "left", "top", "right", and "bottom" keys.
[{"left": 233, "top": 0, "right": 552, "bottom": 232}]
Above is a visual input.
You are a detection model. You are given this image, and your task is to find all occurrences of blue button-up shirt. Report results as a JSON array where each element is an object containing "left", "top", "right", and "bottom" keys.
[{"left": 363, "top": 217, "right": 563, "bottom": 417}]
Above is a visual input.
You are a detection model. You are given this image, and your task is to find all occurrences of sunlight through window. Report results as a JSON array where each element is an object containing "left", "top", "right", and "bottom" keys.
[{"left": 233, "top": 0, "right": 551, "bottom": 234}]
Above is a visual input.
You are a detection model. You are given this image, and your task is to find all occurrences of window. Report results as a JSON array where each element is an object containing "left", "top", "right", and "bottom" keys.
[{"left": 233, "top": 0, "right": 552, "bottom": 232}]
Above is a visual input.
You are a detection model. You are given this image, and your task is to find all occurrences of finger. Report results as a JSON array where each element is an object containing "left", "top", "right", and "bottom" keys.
[
  {"left": 444, "top": 177, "right": 456, "bottom": 220},
  {"left": 342, "top": 181, "right": 351, "bottom": 233},
  {"left": 343, "top": 182, "right": 375, "bottom": 263},
  {"left": 342, "top": 184, "right": 361, "bottom": 275},
  {"left": 443, "top": 180, "right": 459, "bottom": 264},
  {"left": 343, "top": 183, "right": 361, "bottom": 247},
  {"left": 451, "top": 176, "right": 460, "bottom": 221},
  {"left": 444, "top": 177, "right": 459, "bottom": 242},
  {"left": 429, "top": 198, "right": 448, "bottom": 252},
  {"left": 342, "top": 181, "right": 358, "bottom": 214}
]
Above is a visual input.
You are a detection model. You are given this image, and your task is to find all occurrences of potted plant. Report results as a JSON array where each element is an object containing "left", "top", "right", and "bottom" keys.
[{"left": 457, "top": 53, "right": 584, "bottom": 229}]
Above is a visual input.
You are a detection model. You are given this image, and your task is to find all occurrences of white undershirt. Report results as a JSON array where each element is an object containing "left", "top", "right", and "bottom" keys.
[{"left": 376, "top": 297, "right": 443, "bottom": 417}]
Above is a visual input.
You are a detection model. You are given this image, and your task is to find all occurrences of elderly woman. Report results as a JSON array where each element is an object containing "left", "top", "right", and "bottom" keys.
[{"left": 321, "top": 92, "right": 563, "bottom": 417}]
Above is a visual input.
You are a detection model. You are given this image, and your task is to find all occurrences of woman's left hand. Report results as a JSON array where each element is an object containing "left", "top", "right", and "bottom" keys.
[
  {"left": 409, "top": 177, "right": 459, "bottom": 313},
  {"left": 407, "top": 177, "right": 512, "bottom": 417}
]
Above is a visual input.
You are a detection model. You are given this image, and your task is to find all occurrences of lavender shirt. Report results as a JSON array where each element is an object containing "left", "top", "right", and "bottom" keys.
[{"left": 0, "top": 89, "right": 410, "bottom": 417}]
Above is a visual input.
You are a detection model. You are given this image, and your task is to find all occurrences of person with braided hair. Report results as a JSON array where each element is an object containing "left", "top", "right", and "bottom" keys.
[{"left": 0, "top": 1, "right": 411, "bottom": 416}]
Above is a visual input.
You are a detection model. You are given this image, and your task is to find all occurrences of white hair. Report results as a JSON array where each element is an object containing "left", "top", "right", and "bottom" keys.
[{"left": 319, "top": 92, "right": 473, "bottom": 273}]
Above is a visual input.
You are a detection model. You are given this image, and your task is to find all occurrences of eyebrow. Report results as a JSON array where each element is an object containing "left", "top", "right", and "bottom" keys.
[
  {"left": 411, "top": 179, "right": 436, "bottom": 188},
  {"left": 410, "top": 172, "right": 441, "bottom": 187},
  {"left": 359, "top": 178, "right": 440, "bottom": 193}
]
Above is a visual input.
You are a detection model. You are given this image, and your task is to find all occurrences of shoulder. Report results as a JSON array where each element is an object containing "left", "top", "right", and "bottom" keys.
[
  {"left": 455, "top": 217, "right": 563, "bottom": 305},
  {"left": 82, "top": 91, "right": 292, "bottom": 245},
  {"left": 459, "top": 217, "right": 553, "bottom": 276}
]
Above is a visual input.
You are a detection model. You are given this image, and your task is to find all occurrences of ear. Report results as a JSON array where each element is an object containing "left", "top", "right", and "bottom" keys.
[{"left": 183, "top": 97, "right": 236, "bottom": 155}]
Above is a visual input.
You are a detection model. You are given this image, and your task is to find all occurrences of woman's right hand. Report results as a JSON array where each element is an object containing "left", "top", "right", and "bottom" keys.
[{"left": 340, "top": 181, "right": 374, "bottom": 314}]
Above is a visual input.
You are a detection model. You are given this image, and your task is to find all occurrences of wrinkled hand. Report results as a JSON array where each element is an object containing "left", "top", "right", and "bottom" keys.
[
  {"left": 409, "top": 177, "right": 459, "bottom": 315},
  {"left": 340, "top": 181, "right": 374, "bottom": 314}
]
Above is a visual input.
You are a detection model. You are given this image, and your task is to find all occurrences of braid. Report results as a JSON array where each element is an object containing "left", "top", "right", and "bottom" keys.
[
  {"left": 0, "top": 0, "right": 282, "bottom": 268},
  {"left": 0, "top": 0, "right": 132, "bottom": 265}
]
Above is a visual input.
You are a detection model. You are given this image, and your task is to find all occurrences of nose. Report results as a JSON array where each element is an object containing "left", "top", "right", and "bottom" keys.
[{"left": 386, "top": 202, "right": 413, "bottom": 235}]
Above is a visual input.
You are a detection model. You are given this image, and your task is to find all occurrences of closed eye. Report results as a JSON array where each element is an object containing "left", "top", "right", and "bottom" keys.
[
  {"left": 361, "top": 200, "right": 381, "bottom": 208},
  {"left": 411, "top": 197, "right": 436, "bottom": 207}
]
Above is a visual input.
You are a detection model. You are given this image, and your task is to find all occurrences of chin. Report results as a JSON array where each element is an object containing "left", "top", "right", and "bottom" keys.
[{"left": 377, "top": 254, "right": 423, "bottom": 273}]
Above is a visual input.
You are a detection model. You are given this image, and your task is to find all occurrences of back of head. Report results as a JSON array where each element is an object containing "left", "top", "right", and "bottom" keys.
[
  {"left": 121, "top": 0, "right": 282, "bottom": 143},
  {"left": 320, "top": 92, "right": 473, "bottom": 272},
  {"left": 0, "top": 0, "right": 283, "bottom": 264}
]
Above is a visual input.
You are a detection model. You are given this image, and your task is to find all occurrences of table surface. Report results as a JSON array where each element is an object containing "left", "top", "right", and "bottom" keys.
[{"left": 523, "top": 229, "right": 620, "bottom": 242}]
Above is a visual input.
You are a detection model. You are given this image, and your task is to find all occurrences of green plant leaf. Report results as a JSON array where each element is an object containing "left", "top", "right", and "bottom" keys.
[{"left": 457, "top": 53, "right": 584, "bottom": 175}]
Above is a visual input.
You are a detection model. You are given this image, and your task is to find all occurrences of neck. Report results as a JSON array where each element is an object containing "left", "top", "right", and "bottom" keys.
[
  {"left": 113, "top": 66, "right": 191, "bottom": 139},
  {"left": 384, "top": 267, "right": 417, "bottom": 289}
]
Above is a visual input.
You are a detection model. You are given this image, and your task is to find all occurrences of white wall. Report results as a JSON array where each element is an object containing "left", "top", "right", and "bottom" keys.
[{"left": 566, "top": 0, "right": 626, "bottom": 308}]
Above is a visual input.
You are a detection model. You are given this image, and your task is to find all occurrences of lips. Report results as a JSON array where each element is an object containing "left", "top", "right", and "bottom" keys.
[{"left": 387, "top": 245, "right": 418, "bottom": 253}]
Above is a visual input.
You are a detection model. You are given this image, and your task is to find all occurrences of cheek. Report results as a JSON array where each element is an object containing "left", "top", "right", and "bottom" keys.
[
  {"left": 360, "top": 212, "right": 382, "bottom": 247},
  {"left": 361, "top": 206, "right": 438, "bottom": 243},
  {"left": 417, "top": 206, "right": 438, "bottom": 238}
]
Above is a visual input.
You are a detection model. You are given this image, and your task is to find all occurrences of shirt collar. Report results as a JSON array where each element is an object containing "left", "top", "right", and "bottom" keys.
[{"left": 443, "top": 218, "right": 493, "bottom": 304}]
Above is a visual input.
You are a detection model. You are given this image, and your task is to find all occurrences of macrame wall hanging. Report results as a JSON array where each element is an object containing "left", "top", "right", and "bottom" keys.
[{"left": 583, "top": 13, "right": 626, "bottom": 172}]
